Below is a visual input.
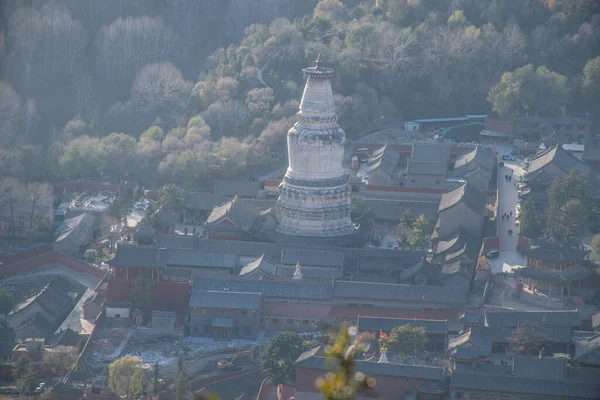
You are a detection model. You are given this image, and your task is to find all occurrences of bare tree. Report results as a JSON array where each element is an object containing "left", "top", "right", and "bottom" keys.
[
  {"left": 23, "top": 181, "right": 52, "bottom": 239},
  {"left": 95, "top": 16, "right": 179, "bottom": 87},
  {"left": 378, "top": 24, "right": 415, "bottom": 68},
  {"left": 131, "top": 63, "right": 192, "bottom": 110},
  {"left": 44, "top": 346, "right": 79, "bottom": 376},
  {"left": 0, "top": 82, "right": 22, "bottom": 148},
  {"left": 246, "top": 87, "right": 274, "bottom": 114},
  {"left": 0, "top": 178, "right": 24, "bottom": 238}
]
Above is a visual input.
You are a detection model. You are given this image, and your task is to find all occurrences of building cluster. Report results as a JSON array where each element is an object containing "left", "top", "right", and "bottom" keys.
[{"left": 292, "top": 309, "right": 600, "bottom": 400}]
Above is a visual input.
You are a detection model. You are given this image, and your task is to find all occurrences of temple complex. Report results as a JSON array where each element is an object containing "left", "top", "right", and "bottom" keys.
[{"left": 273, "top": 56, "right": 357, "bottom": 242}]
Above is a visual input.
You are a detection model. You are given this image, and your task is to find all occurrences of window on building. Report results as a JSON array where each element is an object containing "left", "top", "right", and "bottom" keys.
[
  {"left": 241, "top": 311, "right": 247, "bottom": 315},
  {"left": 115, "top": 314, "right": 121, "bottom": 318},
  {"left": 454, "top": 393, "right": 464, "bottom": 400},
  {"left": 411, "top": 179, "right": 416, "bottom": 183},
  {"left": 244, "top": 326, "right": 251, "bottom": 336},
  {"left": 484, "top": 395, "right": 495, "bottom": 400},
  {"left": 287, "top": 319, "right": 294, "bottom": 324},
  {"left": 193, "top": 324, "right": 198, "bottom": 333},
  {"left": 435, "top": 180, "right": 441, "bottom": 184},
  {"left": 469, "top": 394, "right": 480, "bottom": 400},
  {"left": 204, "top": 324, "right": 211, "bottom": 334},
  {"left": 303, "top": 320, "right": 309, "bottom": 324},
  {"left": 271, "top": 318, "right": 278, "bottom": 323},
  {"left": 500, "top": 396, "right": 510, "bottom": 400}
]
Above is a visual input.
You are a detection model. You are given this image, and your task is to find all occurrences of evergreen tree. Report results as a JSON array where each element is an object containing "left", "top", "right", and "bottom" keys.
[
  {"left": 381, "top": 324, "right": 429, "bottom": 360},
  {"left": 152, "top": 361, "right": 161, "bottom": 398},
  {"left": 546, "top": 170, "right": 591, "bottom": 240},
  {"left": 175, "top": 353, "right": 190, "bottom": 400},
  {"left": 0, "top": 288, "right": 16, "bottom": 316},
  {"left": 14, "top": 356, "right": 36, "bottom": 395},
  {"left": 400, "top": 209, "right": 415, "bottom": 231},
  {"left": 518, "top": 200, "right": 543, "bottom": 238},
  {"left": 261, "top": 331, "right": 310, "bottom": 385}
]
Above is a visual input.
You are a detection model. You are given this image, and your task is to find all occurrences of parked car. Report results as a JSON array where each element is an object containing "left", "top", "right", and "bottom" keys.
[
  {"left": 486, "top": 249, "right": 500, "bottom": 259},
  {"left": 502, "top": 153, "right": 515, "bottom": 161},
  {"left": 134, "top": 202, "right": 145, "bottom": 210}
]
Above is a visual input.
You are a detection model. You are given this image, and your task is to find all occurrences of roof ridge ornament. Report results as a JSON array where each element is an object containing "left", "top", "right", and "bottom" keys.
[{"left": 315, "top": 54, "right": 322, "bottom": 70}]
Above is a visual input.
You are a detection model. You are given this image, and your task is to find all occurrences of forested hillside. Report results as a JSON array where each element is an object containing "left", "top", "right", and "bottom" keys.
[{"left": 1, "top": 0, "right": 599, "bottom": 189}]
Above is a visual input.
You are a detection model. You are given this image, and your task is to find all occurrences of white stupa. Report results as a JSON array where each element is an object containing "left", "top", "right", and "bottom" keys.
[
  {"left": 273, "top": 55, "right": 355, "bottom": 240},
  {"left": 292, "top": 262, "right": 303, "bottom": 280},
  {"left": 378, "top": 351, "right": 389, "bottom": 363}
]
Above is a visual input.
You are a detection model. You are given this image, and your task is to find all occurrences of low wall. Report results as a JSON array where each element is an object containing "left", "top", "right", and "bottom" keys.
[
  {"left": 0, "top": 243, "right": 53, "bottom": 265},
  {"left": 0, "top": 251, "right": 105, "bottom": 280}
]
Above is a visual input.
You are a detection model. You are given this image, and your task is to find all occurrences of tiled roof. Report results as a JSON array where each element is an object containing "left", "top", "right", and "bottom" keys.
[
  {"left": 238, "top": 255, "right": 277, "bottom": 278},
  {"left": 516, "top": 266, "right": 594, "bottom": 283},
  {"left": 295, "top": 352, "right": 445, "bottom": 381},
  {"left": 333, "top": 281, "right": 467, "bottom": 305},
  {"left": 183, "top": 192, "right": 225, "bottom": 211},
  {"left": 164, "top": 248, "right": 238, "bottom": 269},
  {"left": 448, "top": 328, "right": 492, "bottom": 358},
  {"left": 526, "top": 145, "right": 590, "bottom": 176},
  {"left": 10, "top": 282, "right": 72, "bottom": 319},
  {"left": 54, "top": 213, "right": 97, "bottom": 248},
  {"left": 523, "top": 248, "right": 590, "bottom": 263},
  {"left": 154, "top": 236, "right": 425, "bottom": 274},
  {"left": 357, "top": 316, "right": 448, "bottom": 335},
  {"left": 440, "top": 260, "right": 475, "bottom": 278},
  {"left": 135, "top": 226, "right": 156, "bottom": 237},
  {"left": 438, "top": 182, "right": 485, "bottom": 214},
  {"left": 46, "top": 328, "right": 82, "bottom": 347},
  {"left": 454, "top": 145, "right": 495, "bottom": 172},
  {"left": 451, "top": 370, "right": 600, "bottom": 399},
  {"left": 189, "top": 290, "right": 261, "bottom": 310},
  {"left": 196, "top": 369, "right": 264, "bottom": 400},
  {"left": 513, "top": 355, "right": 567, "bottom": 379},
  {"left": 406, "top": 160, "right": 446, "bottom": 176},
  {"left": 434, "top": 228, "right": 479, "bottom": 258},
  {"left": 280, "top": 248, "right": 344, "bottom": 267},
  {"left": 111, "top": 243, "right": 164, "bottom": 268},
  {"left": 360, "top": 197, "right": 439, "bottom": 222},
  {"left": 484, "top": 309, "right": 581, "bottom": 328},
  {"left": 367, "top": 144, "right": 400, "bottom": 176},
  {"left": 214, "top": 181, "right": 260, "bottom": 198},
  {"left": 205, "top": 195, "right": 259, "bottom": 229},
  {"left": 192, "top": 278, "right": 333, "bottom": 301},
  {"left": 411, "top": 142, "right": 451, "bottom": 162},
  {"left": 111, "top": 244, "right": 238, "bottom": 269},
  {"left": 398, "top": 258, "right": 441, "bottom": 284}
]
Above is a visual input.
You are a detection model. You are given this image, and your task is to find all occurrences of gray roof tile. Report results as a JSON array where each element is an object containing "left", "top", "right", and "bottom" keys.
[
  {"left": 438, "top": 182, "right": 485, "bottom": 214},
  {"left": 190, "top": 290, "right": 261, "bottom": 310},
  {"left": 333, "top": 281, "right": 467, "bottom": 304},
  {"left": 451, "top": 370, "right": 600, "bottom": 399},
  {"left": 484, "top": 310, "right": 582, "bottom": 328},
  {"left": 411, "top": 142, "right": 451, "bottom": 162},
  {"left": 296, "top": 354, "right": 445, "bottom": 381},
  {"left": 214, "top": 181, "right": 260, "bottom": 198},
  {"left": 407, "top": 160, "right": 447, "bottom": 176},
  {"left": 192, "top": 279, "right": 333, "bottom": 301},
  {"left": 357, "top": 316, "right": 447, "bottom": 335},
  {"left": 280, "top": 248, "right": 344, "bottom": 267}
]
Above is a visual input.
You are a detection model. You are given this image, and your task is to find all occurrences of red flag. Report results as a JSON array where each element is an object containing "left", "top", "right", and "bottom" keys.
[{"left": 379, "top": 331, "right": 388, "bottom": 339}]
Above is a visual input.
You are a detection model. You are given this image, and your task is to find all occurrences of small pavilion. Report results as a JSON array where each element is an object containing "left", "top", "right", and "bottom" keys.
[{"left": 517, "top": 235, "right": 592, "bottom": 299}]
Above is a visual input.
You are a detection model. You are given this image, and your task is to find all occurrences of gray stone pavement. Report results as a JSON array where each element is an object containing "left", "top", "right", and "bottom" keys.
[{"left": 490, "top": 160, "right": 527, "bottom": 274}]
